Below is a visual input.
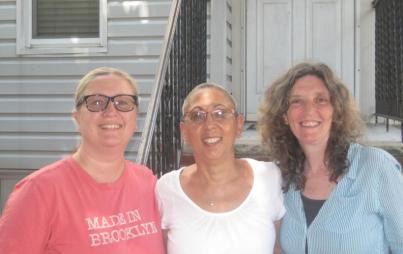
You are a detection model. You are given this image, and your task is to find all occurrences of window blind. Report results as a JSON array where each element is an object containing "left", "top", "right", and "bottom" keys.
[{"left": 33, "top": 0, "right": 99, "bottom": 38}]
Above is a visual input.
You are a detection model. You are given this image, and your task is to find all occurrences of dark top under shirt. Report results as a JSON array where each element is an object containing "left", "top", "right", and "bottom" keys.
[{"left": 301, "top": 193, "right": 326, "bottom": 254}]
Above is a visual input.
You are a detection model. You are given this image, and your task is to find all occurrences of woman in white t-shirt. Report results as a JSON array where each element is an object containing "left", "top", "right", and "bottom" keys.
[{"left": 156, "top": 83, "right": 285, "bottom": 254}]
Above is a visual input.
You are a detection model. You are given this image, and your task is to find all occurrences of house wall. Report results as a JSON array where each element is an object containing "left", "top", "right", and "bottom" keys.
[
  {"left": 208, "top": 0, "right": 233, "bottom": 92},
  {"left": 0, "top": 0, "right": 171, "bottom": 212},
  {"left": 359, "top": 0, "right": 376, "bottom": 121}
]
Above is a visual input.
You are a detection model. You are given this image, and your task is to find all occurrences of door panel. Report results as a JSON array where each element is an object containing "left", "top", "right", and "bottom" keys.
[
  {"left": 258, "top": 1, "right": 292, "bottom": 99},
  {"left": 246, "top": 0, "right": 355, "bottom": 121}
]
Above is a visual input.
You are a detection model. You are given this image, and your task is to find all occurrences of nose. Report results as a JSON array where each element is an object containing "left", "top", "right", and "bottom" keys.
[
  {"left": 103, "top": 99, "right": 118, "bottom": 114},
  {"left": 301, "top": 100, "right": 317, "bottom": 115}
]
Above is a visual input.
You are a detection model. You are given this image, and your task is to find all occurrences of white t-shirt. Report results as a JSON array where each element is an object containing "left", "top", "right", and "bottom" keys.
[{"left": 156, "top": 158, "right": 286, "bottom": 254}]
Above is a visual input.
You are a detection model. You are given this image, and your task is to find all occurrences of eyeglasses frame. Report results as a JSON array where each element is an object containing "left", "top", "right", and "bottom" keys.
[
  {"left": 76, "top": 94, "right": 138, "bottom": 112},
  {"left": 181, "top": 108, "right": 238, "bottom": 124}
]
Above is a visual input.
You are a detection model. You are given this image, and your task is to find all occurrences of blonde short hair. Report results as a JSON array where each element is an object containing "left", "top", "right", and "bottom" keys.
[{"left": 74, "top": 67, "right": 138, "bottom": 110}]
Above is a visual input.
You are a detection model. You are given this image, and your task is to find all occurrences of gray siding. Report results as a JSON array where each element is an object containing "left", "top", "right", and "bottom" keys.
[
  {"left": 225, "top": 0, "right": 233, "bottom": 88},
  {"left": 0, "top": 0, "right": 171, "bottom": 211}
]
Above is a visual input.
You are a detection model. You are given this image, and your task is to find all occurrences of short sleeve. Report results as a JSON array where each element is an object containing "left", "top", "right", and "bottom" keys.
[{"left": 0, "top": 178, "right": 52, "bottom": 254}]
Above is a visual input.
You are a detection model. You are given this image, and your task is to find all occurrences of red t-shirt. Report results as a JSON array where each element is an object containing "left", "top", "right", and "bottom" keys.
[{"left": 0, "top": 156, "right": 165, "bottom": 254}]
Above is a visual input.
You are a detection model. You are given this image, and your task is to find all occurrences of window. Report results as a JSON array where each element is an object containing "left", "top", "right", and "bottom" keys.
[{"left": 17, "top": 0, "right": 107, "bottom": 55}]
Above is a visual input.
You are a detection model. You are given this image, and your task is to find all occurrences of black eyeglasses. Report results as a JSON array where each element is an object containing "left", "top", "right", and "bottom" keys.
[
  {"left": 182, "top": 108, "right": 238, "bottom": 124},
  {"left": 76, "top": 94, "right": 138, "bottom": 112}
]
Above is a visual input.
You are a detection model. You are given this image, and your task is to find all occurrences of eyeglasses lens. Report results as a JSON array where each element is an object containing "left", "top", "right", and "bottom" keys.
[{"left": 189, "top": 111, "right": 207, "bottom": 123}]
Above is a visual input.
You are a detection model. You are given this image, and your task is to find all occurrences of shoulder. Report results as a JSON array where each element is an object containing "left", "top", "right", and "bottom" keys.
[
  {"left": 243, "top": 158, "right": 283, "bottom": 190},
  {"left": 156, "top": 168, "right": 181, "bottom": 191},
  {"left": 16, "top": 156, "right": 74, "bottom": 189},
  {"left": 155, "top": 168, "right": 183, "bottom": 204},
  {"left": 7, "top": 157, "right": 74, "bottom": 207},
  {"left": 125, "top": 160, "right": 157, "bottom": 182},
  {"left": 243, "top": 158, "right": 281, "bottom": 177},
  {"left": 348, "top": 143, "right": 401, "bottom": 176}
]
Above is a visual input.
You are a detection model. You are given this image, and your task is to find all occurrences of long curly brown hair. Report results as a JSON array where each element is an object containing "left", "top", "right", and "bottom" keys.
[{"left": 258, "top": 61, "right": 364, "bottom": 191}]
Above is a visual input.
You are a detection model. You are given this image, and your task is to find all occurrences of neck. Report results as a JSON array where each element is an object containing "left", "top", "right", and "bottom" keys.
[
  {"left": 73, "top": 147, "right": 126, "bottom": 183},
  {"left": 301, "top": 143, "right": 328, "bottom": 173},
  {"left": 194, "top": 157, "right": 245, "bottom": 185}
]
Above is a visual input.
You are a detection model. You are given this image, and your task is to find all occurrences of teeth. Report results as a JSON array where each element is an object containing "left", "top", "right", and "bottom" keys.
[
  {"left": 101, "top": 124, "right": 121, "bottom": 129},
  {"left": 203, "top": 137, "right": 221, "bottom": 144},
  {"left": 301, "top": 121, "right": 319, "bottom": 127}
]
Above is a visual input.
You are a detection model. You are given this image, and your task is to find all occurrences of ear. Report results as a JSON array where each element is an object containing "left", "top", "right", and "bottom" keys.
[
  {"left": 72, "top": 111, "right": 81, "bottom": 131},
  {"left": 179, "top": 121, "right": 188, "bottom": 143},
  {"left": 236, "top": 113, "right": 245, "bottom": 137}
]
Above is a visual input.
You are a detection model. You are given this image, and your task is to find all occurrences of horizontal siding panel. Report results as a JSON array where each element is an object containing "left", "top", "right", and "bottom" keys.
[
  {"left": 0, "top": 5, "right": 15, "bottom": 21},
  {"left": 0, "top": 97, "right": 149, "bottom": 113},
  {"left": 0, "top": 23, "right": 15, "bottom": 39},
  {"left": 0, "top": 60, "right": 159, "bottom": 76},
  {"left": 0, "top": 98, "right": 75, "bottom": 113},
  {"left": 0, "top": 118, "right": 76, "bottom": 132},
  {"left": 0, "top": 78, "right": 154, "bottom": 95},
  {"left": 108, "top": 1, "right": 171, "bottom": 18},
  {"left": 0, "top": 43, "right": 16, "bottom": 58},
  {"left": 108, "top": 39, "right": 163, "bottom": 56},
  {"left": 0, "top": 135, "right": 141, "bottom": 152},
  {"left": 0, "top": 118, "right": 145, "bottom": 132},
  {"left": 0, "top": 153, "right": 138, "bottom": 170},
  {"left": 109, "top": 21, "right": 166, "bottom": 37},
  {"left": 0, "top": 79, "right": 81, "bottom": 95},
  {"left": 0, "top": 136, "right": 80, "bottom": 152}
]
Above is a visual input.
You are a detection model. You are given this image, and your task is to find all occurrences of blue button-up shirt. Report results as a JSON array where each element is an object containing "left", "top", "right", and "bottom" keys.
[{"left": 280, "top": 143, "right": 403, "bottom": 254}]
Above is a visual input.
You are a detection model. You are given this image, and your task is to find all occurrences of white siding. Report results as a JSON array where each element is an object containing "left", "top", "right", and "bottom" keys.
[
  {"left": 0, "top": 0, "right": 171, "bottom": 211},
  {"left": 225, "top": 0, "right": 233, "bottom": 88},
  {"left": 208, "top": 0, "right": 233, "bottom": 92}
]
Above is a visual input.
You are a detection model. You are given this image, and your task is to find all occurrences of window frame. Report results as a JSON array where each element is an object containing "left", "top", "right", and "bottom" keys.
[{"left": 16, "top": 0, "right": 108, "bottom": 55}]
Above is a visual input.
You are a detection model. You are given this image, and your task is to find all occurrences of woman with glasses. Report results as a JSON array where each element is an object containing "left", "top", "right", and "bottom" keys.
[
  {"left": 0, "top": 67, "right": 164, "bottom": 254},
  {"left": 156, "top": 83, "right": 285, "bottom": 254},
  {"left": 258, "top": 61, "right": 403, "bottom": 253}
]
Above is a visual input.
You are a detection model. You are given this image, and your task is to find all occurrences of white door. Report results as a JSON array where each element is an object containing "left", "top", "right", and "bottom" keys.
[{"left": 246, "top": 0, "right": 356, "bottom": 120}]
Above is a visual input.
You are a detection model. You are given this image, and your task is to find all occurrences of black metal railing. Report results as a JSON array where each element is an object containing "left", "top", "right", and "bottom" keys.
[
  {"left": 373, "top": 0, "right": 403, "bottom": 139},
  {"left": 137, "top": 0, "right": 207, "bottom": 177}
]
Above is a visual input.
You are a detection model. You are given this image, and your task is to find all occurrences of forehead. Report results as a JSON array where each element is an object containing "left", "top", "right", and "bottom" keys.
[
  {"left": 290, "top": 75, "right": 329, "bottom": 95},
  {"left": 85, "top": 74, "right": 134, "bottom": 93},
  {"left": 187, "top": 88, "right": 234, "bottom": 110}
]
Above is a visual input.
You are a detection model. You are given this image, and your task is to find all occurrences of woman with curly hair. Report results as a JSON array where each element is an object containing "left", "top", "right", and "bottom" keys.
[{"left": 258, "top": 61, "right": 403, "bottom": 254}]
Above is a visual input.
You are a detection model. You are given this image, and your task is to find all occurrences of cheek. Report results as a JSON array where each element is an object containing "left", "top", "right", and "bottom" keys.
[
  {"left": 285, "top": 109, "right": 298, "bottom": 124},
  {"left": 322, "top": 108, "right": 334, "bottom": 123}
]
